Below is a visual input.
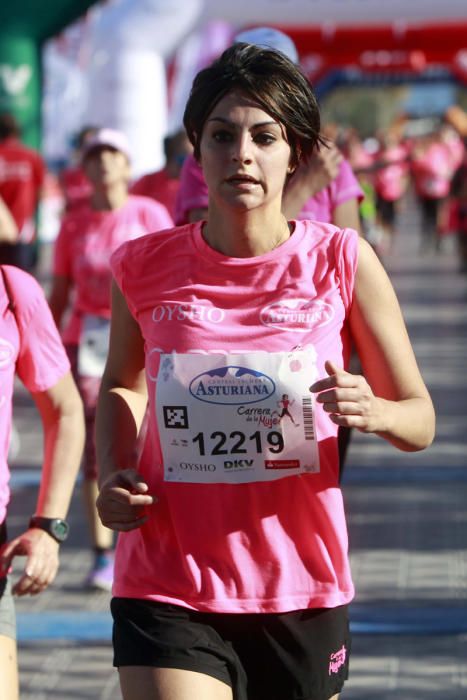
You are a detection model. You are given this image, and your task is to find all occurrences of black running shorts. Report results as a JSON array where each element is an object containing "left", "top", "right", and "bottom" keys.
[{"left": 111, "top": 597, "right": 351, "bottom": 700}]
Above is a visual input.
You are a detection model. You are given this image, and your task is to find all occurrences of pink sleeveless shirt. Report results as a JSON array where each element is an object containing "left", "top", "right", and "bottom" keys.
[{"left": 110, "top": 220, "right": 358, "bottom": 613}]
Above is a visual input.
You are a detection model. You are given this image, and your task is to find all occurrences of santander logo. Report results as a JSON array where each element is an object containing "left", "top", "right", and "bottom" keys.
[{"left": 260, "top": 298, "right": 334, "bottom": 332}]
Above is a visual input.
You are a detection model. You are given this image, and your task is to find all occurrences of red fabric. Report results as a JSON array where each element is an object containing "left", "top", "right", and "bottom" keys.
[
  {"left": 59, "top": 165, "right": 92, "bottom": 212},
  {"left": 130, "top": 169, "right": 180, "bottom": 219},
  {"left": 0, "top": 137, "right": 45, "bottom": 239}
]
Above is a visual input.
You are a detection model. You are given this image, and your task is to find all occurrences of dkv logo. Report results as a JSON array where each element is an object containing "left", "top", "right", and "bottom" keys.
[
  {"left": 260, "top": 298, "right": 334, "bottom": 332},
  {"left": 0, "top": 65, "right": 32, "bottom": 96},
  {"left": 189, "top": 366, "right": 275, "bottom": 406}
]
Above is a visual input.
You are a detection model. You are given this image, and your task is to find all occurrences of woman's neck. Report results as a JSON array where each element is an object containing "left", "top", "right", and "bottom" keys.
[
  {"left": 203, "top": 205, "right": 291, "bottom": 258},
  {"left": 91, "top": 184, "right": 128, "bottom": 211}
]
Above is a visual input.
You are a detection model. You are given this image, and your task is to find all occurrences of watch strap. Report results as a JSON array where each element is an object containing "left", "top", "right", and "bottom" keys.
[{"left": 28, "top": 516, "right": 69, "bottom": 543}]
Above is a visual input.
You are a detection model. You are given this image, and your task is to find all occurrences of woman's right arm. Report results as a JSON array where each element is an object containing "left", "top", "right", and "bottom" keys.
[{"left": 95, "top": 281, "right": 155, "bottom": 531}]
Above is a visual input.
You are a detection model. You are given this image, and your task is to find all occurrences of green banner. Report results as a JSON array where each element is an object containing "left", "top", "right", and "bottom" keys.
[
  {"left": 0, "top": 34, "right": 41, "bottom": 148},
  {"left": 0, "top": 1, "right": 99, "bottom": 148}
]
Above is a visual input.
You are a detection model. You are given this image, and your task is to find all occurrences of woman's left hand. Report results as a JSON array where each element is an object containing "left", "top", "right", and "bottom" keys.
[
  {"left": 309, "top": 360, "right": 385, "bottom": 434},
  {"left": 0, "top": 529, "right": 60, "bottom": 596}
]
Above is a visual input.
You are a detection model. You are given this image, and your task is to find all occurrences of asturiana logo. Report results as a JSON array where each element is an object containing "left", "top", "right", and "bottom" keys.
[
  {"left": 189, "top": 366, "right": 275, "bottom": 405},
  {"left": 260, "top": 298, "right": 334, "bottom": 332}
]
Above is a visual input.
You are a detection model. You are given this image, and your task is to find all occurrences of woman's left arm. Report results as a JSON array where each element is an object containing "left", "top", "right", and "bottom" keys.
[
  {"left": 0, "top": 372, "right": 84, "bottom": 595},
  {"left": 311, "top": 238, "right": 435, "bottom": 451}
]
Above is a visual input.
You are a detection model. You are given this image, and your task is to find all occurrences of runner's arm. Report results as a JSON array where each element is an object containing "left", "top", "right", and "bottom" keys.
[
  {"left": 95, "top": 282, "right": 154, "bottom": 531},
  {"left": 96, "top": 281, "right": 148, "bottom": 483},
  {"left": 0, "top": 371, "right": 84, "bottom": 595},
  {"left": 311, "top": 238, "right": 435, "bottom": 451},
  {"left": 282, "top": 143, "right": 343, "bottom": 218}
]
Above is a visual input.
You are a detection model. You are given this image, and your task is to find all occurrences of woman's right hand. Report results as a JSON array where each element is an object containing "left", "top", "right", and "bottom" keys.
[{"left": 96, "top": 469, "right": 156, "bottom": 531}]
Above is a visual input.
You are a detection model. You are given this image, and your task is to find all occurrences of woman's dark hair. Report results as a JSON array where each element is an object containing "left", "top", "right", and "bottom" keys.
[{"left": 183, "top": 43, "right": 325, "bottom": 168}]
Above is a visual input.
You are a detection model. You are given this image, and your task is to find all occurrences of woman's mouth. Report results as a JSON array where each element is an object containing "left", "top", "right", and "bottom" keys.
[{"left": 226, "top": 174, "right": 260, "bottom": 188}]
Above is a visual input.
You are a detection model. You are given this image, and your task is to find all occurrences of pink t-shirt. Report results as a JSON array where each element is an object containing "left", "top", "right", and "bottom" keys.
[
  {"left": 53, "top": 194, "right": 173, "bottom": 344},
  {"left": 411, "top": 143, "right": 454, "bottom": 199},
  {"left": 175, "top": 153, "right": 362, "bottom": 225},
  {"left": 0, "top": 266, "right": 70, "bottom": 522},
  {"left": 374, "top": 145, "right": 409, "bottom": 202},
  {"left": 110, "top": 220, "right": 358, "bottom": 613}
]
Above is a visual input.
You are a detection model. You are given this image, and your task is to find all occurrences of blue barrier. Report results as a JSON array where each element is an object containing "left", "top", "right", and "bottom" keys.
[{"left": 16, "top": 605, "right": 467, "bottom": 642}]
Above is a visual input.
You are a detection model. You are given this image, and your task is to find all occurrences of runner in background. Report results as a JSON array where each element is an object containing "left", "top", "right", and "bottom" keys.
[
  {"left": 410, "top": 126, "right": 461, "bottom": 252},
  {"left": 95, "top": 43, "right": 434, "bottom": 700},
  {"left": 49, "top": 128, "right": 173, "bottom": 592},
  {"left": 448, "top": 147, "right": 467, "bottom": 272},
  {"left": 0, "top": 265, "right": 84, "bottom": 700},
  {"left": 58, "top": 125, "right": 98, "bottom": 213},
  {"left": 373, "top": 128, "right": 409, "bottom": 252},
  {"left": 0, "top": 114, "right": 45, "bottom": 271},
  {"left": 130, "top": 129, "right": 192, "bottom": 220},
  {"left": 346, "top": 130, "right": 383, "bottom": 254}
]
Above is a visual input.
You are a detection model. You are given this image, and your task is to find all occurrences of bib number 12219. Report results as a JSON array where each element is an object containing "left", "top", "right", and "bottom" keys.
[{"left": 192, "top": 430, "right": 284, "bottom": 456}]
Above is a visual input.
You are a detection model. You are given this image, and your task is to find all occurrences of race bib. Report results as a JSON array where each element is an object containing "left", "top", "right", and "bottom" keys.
[
  {"left": 156, "top": 351, "right": 320, "bottom": 484},
  {"left": 77, "top": 315, "right": 110, "bottom": 378}
]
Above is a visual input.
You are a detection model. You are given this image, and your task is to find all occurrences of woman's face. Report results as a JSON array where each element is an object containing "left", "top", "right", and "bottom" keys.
[
  {"left": 199, "top": 91, "right": 292, "bottom": 213},
  {"left": 83, "top": 146, "right": 130, "bottom": 189}
]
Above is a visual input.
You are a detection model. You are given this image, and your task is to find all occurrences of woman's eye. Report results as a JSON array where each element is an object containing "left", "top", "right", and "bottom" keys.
[
  {"left": 212, "top": 130, "right": 233, "bottom": 143},
  {"left": 255, "top": 133, "right": 276, "bottom": 145}
]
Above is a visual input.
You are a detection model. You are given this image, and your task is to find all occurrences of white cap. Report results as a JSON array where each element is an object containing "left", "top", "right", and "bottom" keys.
[
  {"left": 234, "top": 26, "right": 298, "bottom": 64},
  {"left": 82, "top": 128, "right": 131, "bottom": 161}
]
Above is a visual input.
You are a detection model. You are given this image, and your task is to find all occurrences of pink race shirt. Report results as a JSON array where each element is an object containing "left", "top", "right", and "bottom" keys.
[
  {"left": 374, "top": 145, "right": 409, "bottom": 202},
  {"left": 175, "top": 154, "right": 362, "bottom": 225},
  {"left": 110, "top": 220, "right": 358, "bottom": 613},
  {"left": 0, "top": 267, "right": 70, "bottom": 522},
  {"left": 411, "top": 143, "right": 454, "bottom": 199},
  {"left": 53, "top": 194, "right": 173, "bottom": 344}
]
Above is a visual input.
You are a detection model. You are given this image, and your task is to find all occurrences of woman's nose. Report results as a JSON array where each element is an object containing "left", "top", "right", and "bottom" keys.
[{"left": 231, "top": 134, "right": 252, "bottom": 164}]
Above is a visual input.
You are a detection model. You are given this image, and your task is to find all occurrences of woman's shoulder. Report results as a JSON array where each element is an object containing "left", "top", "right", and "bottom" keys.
[
  {"left": 0, "top": 266, "right": 49, "bottom": 321},
  {"left": 1, "top": 265, "right": 42, "bottom": 295},
  {"left": 111, "top": 223, "right": 194, "bottom": 270},
  {"left": 299, "top": 218, "right": 350, "bottom": 240},
  {"left": 126, "top": 194, "right": 174, "bottom": 226},
  {"left": 298, "top": 219, "right": 359, "bottom": 259},
  {"left": 126, "top": 193, "right": 168, "bottom": 211}
]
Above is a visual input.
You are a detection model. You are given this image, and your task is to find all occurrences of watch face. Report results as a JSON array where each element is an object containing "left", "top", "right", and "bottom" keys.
[{"left": 51, "top": 519, "right": 69, "bottom": 542}]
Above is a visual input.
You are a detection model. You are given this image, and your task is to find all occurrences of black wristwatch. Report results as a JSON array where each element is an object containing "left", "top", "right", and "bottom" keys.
[{"left": 28, "top": 516, "right": 70, "bottom": 543}]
